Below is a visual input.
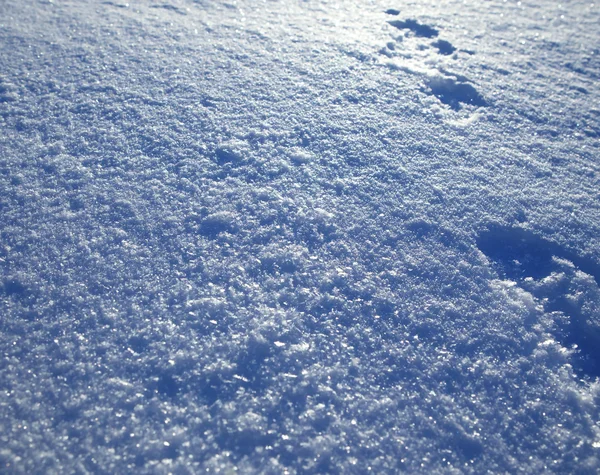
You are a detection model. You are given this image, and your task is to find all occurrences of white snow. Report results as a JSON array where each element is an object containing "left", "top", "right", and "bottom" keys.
[{"left": 1, "top": 0, "right": 600, "bottom": 473}]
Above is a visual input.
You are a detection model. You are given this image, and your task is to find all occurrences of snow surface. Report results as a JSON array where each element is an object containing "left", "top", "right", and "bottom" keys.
[{"left": 1, "top": 0, "right": 600, "bottom": 473}]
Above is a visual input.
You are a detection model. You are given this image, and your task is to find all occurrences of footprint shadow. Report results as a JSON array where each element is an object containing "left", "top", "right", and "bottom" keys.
[
  {"left": 428, "top": 77, "right": 487, "bottom": 111},
  {"left": 388, "top": 19, "right": 439, "bottom": 38},
  {"left": 381, "top": 14, "right": 486, "bottom": 110},
  {"left": 476, "top": 225, "right": 600, "bottom": 285},
  {"left": 477, "top": 224, "right": 600, "bottom": 379}
]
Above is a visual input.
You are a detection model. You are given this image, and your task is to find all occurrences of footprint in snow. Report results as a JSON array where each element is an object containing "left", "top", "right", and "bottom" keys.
[
  {"left": 380, "top": 13, "right": 486, "bottom": 111},
  {"left": 477, "top": 224, "right": 600, "bottom": 379},
  {"left": 387, "top": 18, "right": 439, "bottom": 38}
]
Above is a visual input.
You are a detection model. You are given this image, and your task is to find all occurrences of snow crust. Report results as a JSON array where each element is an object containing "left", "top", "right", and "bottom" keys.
[{"left": 1, "top": 0, "right": 600, "bottom": 473}]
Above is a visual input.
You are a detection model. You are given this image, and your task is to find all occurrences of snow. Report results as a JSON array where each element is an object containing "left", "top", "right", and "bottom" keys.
[{"left": 1, "top": 0, "right": 600, "bottom": 473}]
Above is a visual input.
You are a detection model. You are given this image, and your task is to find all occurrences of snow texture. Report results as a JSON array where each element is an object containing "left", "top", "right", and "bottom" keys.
[{"left": 1, "top": 0, "right": 600, "bottom": 473}]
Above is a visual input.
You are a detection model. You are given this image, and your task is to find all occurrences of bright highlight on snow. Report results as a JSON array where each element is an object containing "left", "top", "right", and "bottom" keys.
[{"left": 1, "top": 0, "right": 600, "bottom": 473}]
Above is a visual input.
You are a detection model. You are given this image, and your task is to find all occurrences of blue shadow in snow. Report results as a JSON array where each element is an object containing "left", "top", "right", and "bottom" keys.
[{"left": 477, "top": 224, "right": 600, "bottom": 379}]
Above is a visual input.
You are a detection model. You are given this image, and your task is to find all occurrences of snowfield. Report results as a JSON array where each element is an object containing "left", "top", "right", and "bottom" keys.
[{"left": 1, "top": 0, "right": 600, "bottom": 473}]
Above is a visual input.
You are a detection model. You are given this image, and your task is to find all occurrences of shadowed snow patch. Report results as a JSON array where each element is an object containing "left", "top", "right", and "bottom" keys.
[
  {"left": 427, "top": 76, "right": 486, "bottom": 110},
  {"left": 101, "top": 1, "right": 129, "bottom": 7},
  {"left": 432, "top": 39, "right": 457, "bottom": 56},
  {"left": 150, "top": 3, "right": 187, "bottom": 15},
  {"left": 477, "top": 225, "right": 600, "bottom": 378},
  {"left": 477, "top": 225, "right": 600, "bottom": 285},
  {"left": 388, "top": 19, "right": 438, "bottom": 38}
]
